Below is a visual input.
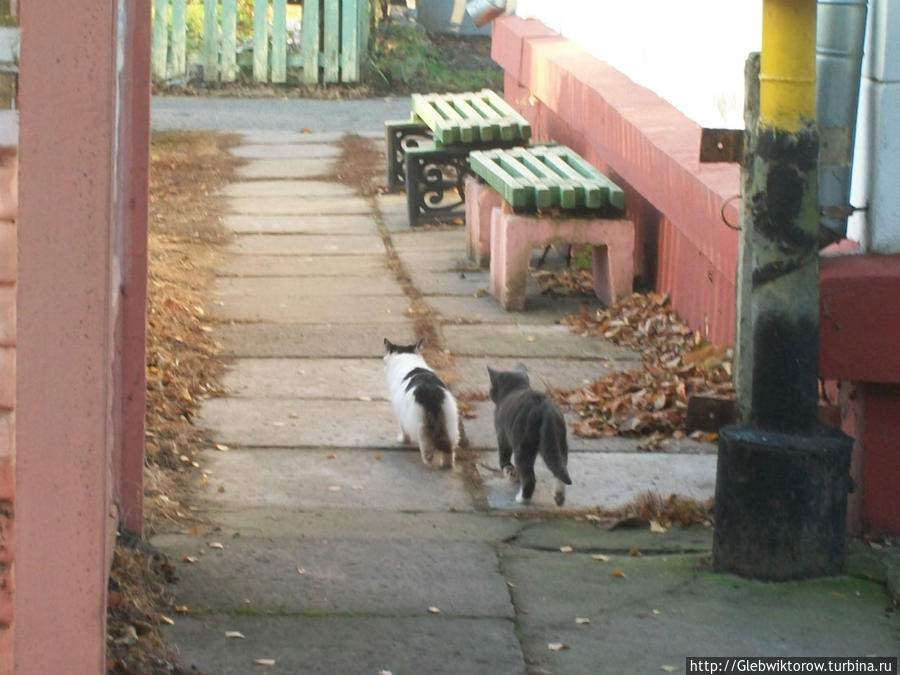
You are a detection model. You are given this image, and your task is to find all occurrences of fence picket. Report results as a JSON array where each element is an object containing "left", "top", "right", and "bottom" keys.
[
  {"left": 221, "top": 0, "right": 237, "bottom": 82},
  {"left": 271, "top": 0, "right": 287, "bottom": 83},
  {"left": 151, "top": 0, "right": 169, "bottom": 81},
  {"left": 302, "top": 0, "right": 320, "bottom": 84},
  {"left": 203, "top": 0, "right": 218, "bottom": 81},
  {"left": 171, "top": 0, "right": 187, "bottom": 79},
  {"left": 323, "top": 0, "right": 340, "bottom": 83},
  {"left": 340, "top": 0, "right": 358, "bottom": 82},
  {"left": 253, "top": 0, "right": 269, "bottom": 82}
]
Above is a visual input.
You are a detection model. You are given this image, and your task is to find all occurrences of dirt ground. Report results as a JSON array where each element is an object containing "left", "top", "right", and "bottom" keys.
[{"left": 107, "top": 131, "right": 241, "bottom": 674}]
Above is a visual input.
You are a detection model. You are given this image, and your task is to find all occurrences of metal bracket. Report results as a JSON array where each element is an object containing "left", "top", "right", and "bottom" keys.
[{"left": 700, "top": 128, "right": 744, "bottom": 164}]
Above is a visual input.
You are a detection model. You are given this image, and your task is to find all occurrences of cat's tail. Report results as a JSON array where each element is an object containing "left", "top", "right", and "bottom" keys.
[
  {"left": 415, "top": 385, "right": 454, "bottom": 456},
  {"left": 539, "top": 409, "right": 572, "bottom": 485}
]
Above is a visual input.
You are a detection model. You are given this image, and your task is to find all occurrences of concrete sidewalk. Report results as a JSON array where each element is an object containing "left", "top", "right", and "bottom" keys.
[{"left": 153, "top": 130, "right": 898, "bottom": 674}]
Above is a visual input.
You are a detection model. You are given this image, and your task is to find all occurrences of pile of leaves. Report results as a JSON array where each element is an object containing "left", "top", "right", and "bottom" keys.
[
  {"left": 555, "top": 292, "right": 734, "bottom": 445},
  {"left": 532, "top": 267, "right": 596, "bottom": 298}
]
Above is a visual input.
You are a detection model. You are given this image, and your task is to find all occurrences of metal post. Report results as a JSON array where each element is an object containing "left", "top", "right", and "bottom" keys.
[{"left": 714, "top": 0, "right": 853, "bottom": 581}]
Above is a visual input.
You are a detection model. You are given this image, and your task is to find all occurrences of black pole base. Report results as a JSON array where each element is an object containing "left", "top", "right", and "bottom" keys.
[{"left": 713, "top": 423, "right": 853, "bottom": 581}]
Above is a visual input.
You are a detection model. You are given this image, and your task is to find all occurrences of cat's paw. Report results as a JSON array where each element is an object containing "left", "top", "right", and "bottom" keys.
[
  {"left": 502, "top": 464, "right": 517, "bottom": 481},
  {"left": 397, "top": 431, "right": 411, "bottom": 444},
  {"left": 515, "top": 487, "right": 531, "bottom": 505},
  {"left": 554, "top": 491, "right": 566, "bottom": 506}
]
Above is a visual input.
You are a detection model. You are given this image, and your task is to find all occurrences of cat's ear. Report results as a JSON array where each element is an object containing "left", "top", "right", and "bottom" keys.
[
  {"left": 383, "top": 338, "right": 393, "bottom": 352},
  {"left": 414, "top": 339, "right": 424, "bottom": 352},
  {"left": 487, "top": 366, "right": 497, "bottom": 384},
  {"left": 515, "top": 363, "right": 528, "bottom": 375}
]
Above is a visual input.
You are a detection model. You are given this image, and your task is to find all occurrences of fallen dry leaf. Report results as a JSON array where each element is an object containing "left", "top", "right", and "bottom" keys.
[
  {"left": 327, "top": 485, "right": 342, "bottom": 492},
  {"left": 214, "top": 443, "right": 229, "bottom": 452},
  {"left": 575, "top": 617, "right": 591, "bottom": 625},
  {"left": 175, "top": 605, "right": 190, "bottom": 614},
  {"left": 254, "top": 659, "right": 276, "bottom": 667},
  {"left": 427, "top": 606, "right": 441, "bottom": 614},
  {"left": 661, "top": 666, "right": 679, "bottom": 673},
  {"left": 548, "top": 642, "right": 570, "bottom": 652},
  {"left": 182, "top": 555, "right": 197, "bottom": 564},
  {"left": 611, "top": 569, "right": 626, "bottom": 578},
  {"left": 208, "top": 542, "right": 224, "bottom": 550},
  {"left": 225, "top": 631, "right": 245, "bottom": 639},
  {"left": 628, "top": 549, "right": 643, "bottom": 557},
  {"left": 374, "top": 454, "right": 383, "bottom": 460},
  {"left": 559, "top": 546, "right": 574, "bottom": 553},
  {"left": 327, "top": 453, "right": 337, "bottom": 459},
  {"left": 159, "top": 615, "right": 175, "bottom": 626},
  {"left": 650, "top": 520, "right": 668, "bottom": 533},
  {"left": 297, "top": 567, "right": 306, "bottom": 575},
  {"left": 591, "top": 554, "right": 610, "bottom": 562},
  {"left": 652, "top": 608, "right": 662, "bottom": 615}
]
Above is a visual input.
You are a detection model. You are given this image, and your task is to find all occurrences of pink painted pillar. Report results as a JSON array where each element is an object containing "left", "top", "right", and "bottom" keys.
[
  {"left": 16, "top": 0, "right": 120, "bottom": 670},
  {"left": 0, "top": 147, "right": 17, "bottom": 674}
]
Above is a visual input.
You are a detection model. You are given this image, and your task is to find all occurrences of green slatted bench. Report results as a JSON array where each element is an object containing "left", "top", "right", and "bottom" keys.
[
  {"left": 383, "top": 89, "right": 531, "bottom": 226},
  {"left": 465, "top": 145, "right": 635, "bottom": 311}
]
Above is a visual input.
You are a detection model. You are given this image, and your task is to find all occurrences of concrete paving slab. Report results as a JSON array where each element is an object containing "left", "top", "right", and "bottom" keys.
[
  {"left": 198, "top": 509, "right": 524, "bottom": 542},
  {"left": 219, "top": 179, "right": 354, "bottom": 198},
  {"left": 392, "top": 228, "right": 467, "bottom": 253},
  {"left": 222, "top": 358, "right": 386, "bottom": 399},
  {"left": 224, "top": 214, "right": 376, "bottom": 235},
  {"left": 210, "top": 293, "right": 411, "bottom": 323},
  {"left": 229, "top": 233, "right": 383, "bottom": 256},
  {"left": 226, "top": 195, "right": 371, "bottom": 216},
  {"left": 237, "top": 157, "right": 336, "bottom": 179},
  {"left": 196, "top": 448, "right": 474, "bottom": 512},
  {"left": 216, "top": 322, "right": 416, "bottom": 358},
  {"left": 217, "top": 254, "right": 388, "bottom": 277},
  {"left": 398, "top": 249, "right": 478, "bottom": 274},
  {"left": 442, "top": 323, "right": 639, "bottom": 359},
  {"left": 153, "top": 536, "right": 509, "bottom": 616},
  {"left": 430, "top": 293, "right": 604, "bottom": 325},
  {"left": 501, "top": 548, "right": 898, "bottom": 674},
  {"left": 451, "top": 356, "right": 639, "bottom": 397},
  {"left": 213, "top": 276, "right": 404, "bottom": 299},
  {"left": 230, "top": 143, "right": 342, "bottom": 159},
  {"left": 198, "top": 398, "right": 406, "bottom": 447},
  {"left": 407, "top": 266, "right": 490, "bottom": 296},
  {"left": 167, "top": 615, "right": 525, "bottom": 675},
  {"left": 477, "top": 450, "right": 717, "bottom": 510},
  {"left": 381, "top": 206, "right": 414, "bottom": 233},
  {"left": 513, "top": 520, "right": 713, "bottom": 554}
]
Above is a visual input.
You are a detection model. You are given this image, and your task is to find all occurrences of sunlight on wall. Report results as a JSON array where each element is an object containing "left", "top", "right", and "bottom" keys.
[{"left": 514, "top": 0, "right": 762, "bottom": 128}]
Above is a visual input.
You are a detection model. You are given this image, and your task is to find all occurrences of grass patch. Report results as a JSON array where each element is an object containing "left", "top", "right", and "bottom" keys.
[{"left": 368, "top": 23, "right": 502, "bottom": 94}]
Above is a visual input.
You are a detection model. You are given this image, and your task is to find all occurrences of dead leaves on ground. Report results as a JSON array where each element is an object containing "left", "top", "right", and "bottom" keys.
[{"left": 556, "top": 292, "right": 734, "bottom": 444}]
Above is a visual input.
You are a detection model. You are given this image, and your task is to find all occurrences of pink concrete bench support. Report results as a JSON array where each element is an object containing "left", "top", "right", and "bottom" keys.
[
  {"left": 464, "top": 176, "right": 503, "bottom": 267},
  {"left": 489, "top": 203, "right": 635, "bottom": 310}
]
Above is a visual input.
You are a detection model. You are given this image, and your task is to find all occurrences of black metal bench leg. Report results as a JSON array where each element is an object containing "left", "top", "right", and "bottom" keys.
[{"left": 384, "top": 121, "right": 431, "bottom": 193}]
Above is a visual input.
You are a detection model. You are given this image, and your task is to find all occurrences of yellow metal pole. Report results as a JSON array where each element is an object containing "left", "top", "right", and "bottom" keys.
[{"left": 759, "top": 0, "right": 817, "bottom": 130}]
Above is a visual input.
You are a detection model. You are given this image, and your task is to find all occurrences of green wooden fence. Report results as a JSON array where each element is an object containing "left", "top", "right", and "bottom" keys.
[{"left": 151, "top": 0, "right": 369, "bottom": 85}]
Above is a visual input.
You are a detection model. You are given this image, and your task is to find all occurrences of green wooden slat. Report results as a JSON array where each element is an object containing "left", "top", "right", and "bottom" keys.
[
  {"left": 444, "top": 95, "right": 493, "bottom": 142},
  {"left": 470, "top": 150, "right": 530, "bottom": 209},
  {"left": 253, "top": 0, "right": 269, "bottom": 82},
  {"left": 430, "top": 95, "right": 475, "bottom": 143},
  {"left": 411, "top": 94, "right": 458, "bottom": 145},
  {"left": 171, "top": 0, "right": 187, "bottom": 78},
  {"left": 472, "top": 91, "right": 517, "bottom": 140},
  {"left": 495, "top": 153, "right": 553, "bottom": 209},
  {"left": 271, "top": 0, "right": 287, "bottom": 83},
  {"left": 151, "top": 0, "right": 169, "bottom": 82},
  {"left": 527, "top": 146, "right": 608, "bottom": 208},
  {"left": 341, "top": 0, "right": 359, "bottom": 82},
  {"left": 506, "top": 147, "right": 577, "bottom": 209},
  {"left": 323, "top": 0, "right": 340, "bottom": 83},
  {"left": 221, "top": 0, "right": 238, "bottom": 83},
  {"left": 547, "top": 147, "right": 625, "bottom": 209},
  {"left": 302, "top": 0, "right": 320, "bottom": 83},
  {"left": 479, "top": 89, "right": 531, "bottom": 140},
  {"left": 203, "top": 0, "right": 218, "bottom": 81},
  {"left": 463, "top": 94, "right": 505, "bottom": 141}
]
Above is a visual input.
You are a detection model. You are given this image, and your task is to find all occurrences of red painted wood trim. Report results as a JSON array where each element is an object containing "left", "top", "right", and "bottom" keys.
[{"left": 820, "top": 253, "right": 900, "bottom": 383}]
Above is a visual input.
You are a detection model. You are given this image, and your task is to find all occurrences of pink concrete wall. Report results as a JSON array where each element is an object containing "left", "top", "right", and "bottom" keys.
[
  {"left": 15, "top": 0, "right": 151, "bottom": 670},
  {"left": 0, "top": 147, "right": 16, "bottom": 675}
]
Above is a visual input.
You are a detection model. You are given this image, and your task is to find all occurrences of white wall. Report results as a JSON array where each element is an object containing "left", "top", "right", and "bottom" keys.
[{"left": 513, "top": 0, "right": 761, "bottom": 129}]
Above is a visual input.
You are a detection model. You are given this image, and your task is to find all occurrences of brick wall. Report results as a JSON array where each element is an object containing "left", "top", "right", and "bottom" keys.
[{"left": 0, "top": 147, "right": 16, "bottom": 672}]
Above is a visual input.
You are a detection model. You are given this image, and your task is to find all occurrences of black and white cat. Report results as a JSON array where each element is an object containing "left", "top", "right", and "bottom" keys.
[
  {"left": 488, "top": 364, "right": 572, "bottom": 505},
  {"left": 383, "top": 338, "right": 459, "bottom": 469}
]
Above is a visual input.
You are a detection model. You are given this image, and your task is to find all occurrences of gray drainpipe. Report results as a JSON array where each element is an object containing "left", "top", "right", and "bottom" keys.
[{"left": 816, "top": 0, "right": 868, "bottom": 246}]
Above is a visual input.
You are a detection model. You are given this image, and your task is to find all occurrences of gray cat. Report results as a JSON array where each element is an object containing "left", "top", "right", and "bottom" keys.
[{"left": 488, "top": 364, "right": 572, "bottom": 506}]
